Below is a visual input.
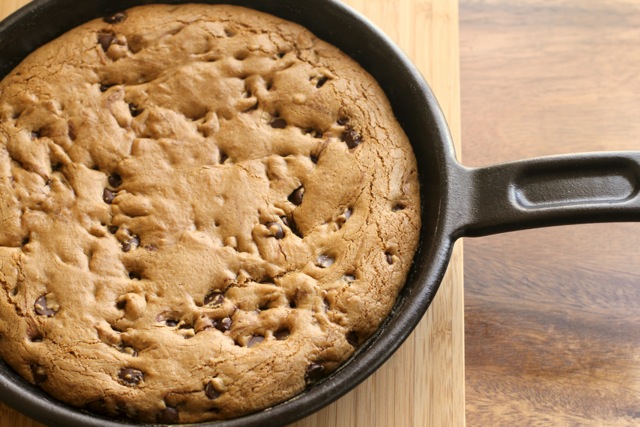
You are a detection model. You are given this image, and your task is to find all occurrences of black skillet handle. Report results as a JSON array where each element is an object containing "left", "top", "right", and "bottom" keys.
[{"left": 450, "top": 152, "right": 640, "bottom": 238}]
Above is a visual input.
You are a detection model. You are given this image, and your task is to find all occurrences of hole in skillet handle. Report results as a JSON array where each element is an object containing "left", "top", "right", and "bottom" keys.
[
  {"left": 515, "top": 159, "right": 638, "bottom": 208},
  {"left": 0, "top": 0, "right": 453, "bottom": 426}
]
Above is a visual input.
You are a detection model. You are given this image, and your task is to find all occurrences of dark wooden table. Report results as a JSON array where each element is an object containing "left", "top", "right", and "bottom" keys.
[{"left": 461, "top": 0, "right": 640, "bottom": 424}]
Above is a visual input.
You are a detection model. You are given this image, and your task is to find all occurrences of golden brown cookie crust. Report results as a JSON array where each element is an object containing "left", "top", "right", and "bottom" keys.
[{"left": 0, "top": 4, "right": 420, "bottom": 423}]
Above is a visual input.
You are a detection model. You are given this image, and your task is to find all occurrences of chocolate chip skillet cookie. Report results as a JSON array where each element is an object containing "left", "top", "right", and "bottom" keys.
[{"left": 0, "top": 4, "right": 420, "bottom": 423}]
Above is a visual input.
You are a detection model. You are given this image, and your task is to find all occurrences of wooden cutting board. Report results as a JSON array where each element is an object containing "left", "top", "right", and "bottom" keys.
[{"left": 0, "top": 1, "right": 463, "bottom": 426}]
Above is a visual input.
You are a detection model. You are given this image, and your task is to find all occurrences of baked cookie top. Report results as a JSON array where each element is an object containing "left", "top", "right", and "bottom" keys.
[{"left": 0, "top": 4, "right": 420, "bottom": 423}]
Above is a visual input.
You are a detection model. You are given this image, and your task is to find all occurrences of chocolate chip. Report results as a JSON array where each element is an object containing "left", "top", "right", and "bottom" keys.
[
  {"left": 288, "top": 186, "right": 304, "bottom": 206},
  {"left": 107, "top": 225, "right": 118, "bottom": 234},
  {"left": 129, "top": 104, "right": 142, "bottom": 117},
  {"left": 305, "top": 363, "right": 325, "bottom": 383},
  {"left": 118, "top": 367, "right": 143, "bottom": 386},
  {"left": 342, "top": 127, "right": 362, "bottom": 149},
  {"left": 337, "top": 116, "right": 350, "bottom": 125},
  {"left": 97, "top": 32, "right": 116, "bottom": 52},
  {"left": 34, "top": 295, "right": 57, "bottom": 317},
  {"left": 103, "top": 188, "right": 116, "bottom": 204},
  {"left": 347, "top": 331, "right": 359, "bottom": 347},
  {"left": 274, "top": 328, "right": 290, "bottom": 340},
  {"left": 128, "top": 271, "right": 142, "bottom": 280},
  {"left": 265, "top": 222, "right": 284, "bottom": 239},
  {"left": 30, "top": 365, "right": 47, "bottom": 384},
  {"left": 104, "top": 12, "right": 127, "bottom": 24},
  {"left": 204, "top": 291, "right": 224, "bottom": 306},
  {"left": 157, "top": 406, "right": 179, "bottom": 423},
  {"left": 205, "top": 382, "right": 221, "bottom": 400},
  {"left": 214, "top": 317, "right": 232, "bottom": 332},
  {"left": 316, "top": 254, "right": 334, "bottom": 268},
  {"left": 165, "top": 319, "right": 179, "bottom": 327},
  {"left": 316, "top": 76, "right": 328, "bottom": 88},
  {"left": 122, "top": 236, "right": 140, "bottom": 252},
  {"left": 108, "top": 173, "right": 122, "bottom": 188},
  {"left": 270, "top": 118, "right": 287, "bottom": 129},
  {"left": 247, "top": 335, "right": 264, "bottom": 347},
  {"left": 385, "top": 252, "right": 394, "bottom": 264}
]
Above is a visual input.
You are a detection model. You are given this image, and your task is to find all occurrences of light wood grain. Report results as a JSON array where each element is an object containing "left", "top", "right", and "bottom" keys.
[
  {"left": 461, "top": 0, "right": 640, "bottom": 425},
  {"left": 294, "top": 1, "right": 464, "bottom": 426},
  {"left": 0, "top": 1, "right": 464, "bottom": 427}
]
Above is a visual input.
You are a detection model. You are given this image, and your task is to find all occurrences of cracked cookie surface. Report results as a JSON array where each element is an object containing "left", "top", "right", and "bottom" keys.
[{"left": 0, "top": 4, "right": 420, "bottom": 423}]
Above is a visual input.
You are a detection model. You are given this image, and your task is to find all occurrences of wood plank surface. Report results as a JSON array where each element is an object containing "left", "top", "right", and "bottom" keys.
[
  {"left": 460, "top": 0, "right": 640, "bottom": 425},
  {"left": 0, "top": 1, "right": 464, "bottom": 426},
  {"left": 294, "top": 1, "right": 465, "bottom": 425}
]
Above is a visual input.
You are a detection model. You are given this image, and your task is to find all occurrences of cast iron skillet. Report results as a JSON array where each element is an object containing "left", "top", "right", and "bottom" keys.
[{"left": 2, "top": 0, "right": 640, "bottom": 426}]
